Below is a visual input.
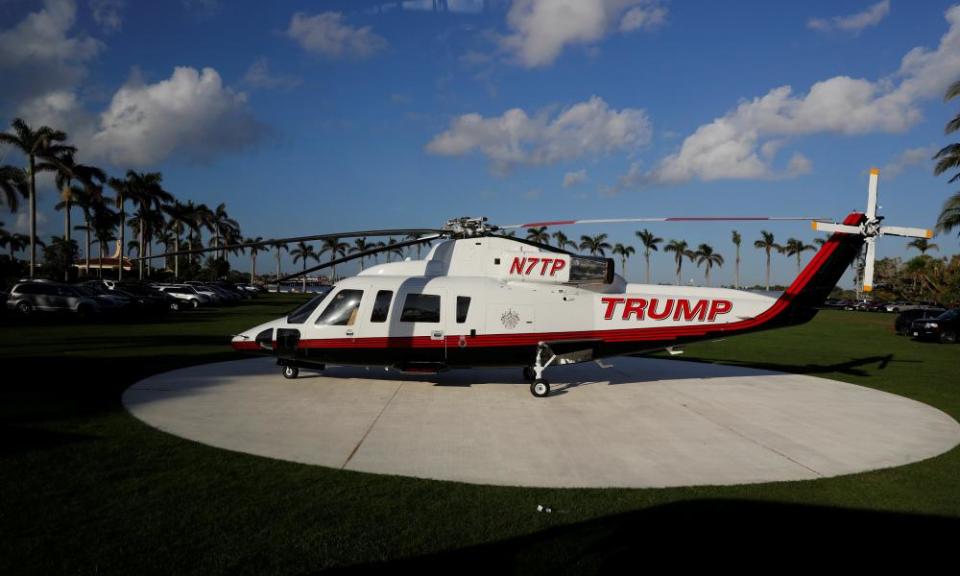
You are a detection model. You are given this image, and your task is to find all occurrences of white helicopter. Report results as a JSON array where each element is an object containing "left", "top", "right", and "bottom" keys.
[{"left": 152, "top": 170, "right": 930, "bottom": 397}]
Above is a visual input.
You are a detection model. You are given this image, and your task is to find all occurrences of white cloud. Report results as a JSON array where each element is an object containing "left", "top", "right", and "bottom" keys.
[
  {"left": 86, "top": 67, "right": 264, "bottom": 166},
  {"left": 500, "top": 0, "right": 667, "bottom": 68},
  {"left": 636, "top": 6, "right": 960, "bottom": 187},
  {"left": 242, "top": 57, "right": 302, "bottom": 90},
  {"left": 426, "top": 96, "right": 651, "bottom": 173},
  {"left": 619, "top": 4, "right": 667, "bottom": 33},
  {"left": 91, "top": 0, "right": 125, "bottom": 32},
  {"left": 563, "top": 169, "right": 588, "bottom": 187},
  {"left": 809, "top": 1, "right": 890, "bottom": 33},
  {"left": 287, "top": 12, "right": 386, "bottom": 59},
  {"left": 0, "top": 0, "right": 102, "bottom": 104},
  {"left": 881, "top": 146, "right": 935, "bottom": 178}
]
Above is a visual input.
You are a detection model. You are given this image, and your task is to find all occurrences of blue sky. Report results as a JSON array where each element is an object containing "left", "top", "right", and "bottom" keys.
[{"left": 1, "top": 0, "right": 958, "bottom": 287}]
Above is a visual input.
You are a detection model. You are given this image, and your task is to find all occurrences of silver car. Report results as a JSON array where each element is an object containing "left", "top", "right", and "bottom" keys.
[{"left": 7, "top": 282, "right": 103, "bottom": 318}]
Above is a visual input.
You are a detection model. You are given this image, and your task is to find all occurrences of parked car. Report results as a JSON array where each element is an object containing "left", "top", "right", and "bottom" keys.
[
  {"left": 155, "top": 285, "right": 210, "bottom": 309},
  {"left": 83, "top": 280, "right": 173, "bottom": 316},
  {"left": 909, "top": 309, "right": 959, "bottom": 343},
  {"left": 7, "top": 281, "right": 106, "bottom": 319},
  {"left": 895, "top": 308, "right": 947, "bottom": 335}
]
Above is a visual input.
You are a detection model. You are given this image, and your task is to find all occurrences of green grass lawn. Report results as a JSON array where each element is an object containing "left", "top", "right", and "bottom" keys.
[{"left": 1, "top": 299, "right": 959, "bottom": 574}]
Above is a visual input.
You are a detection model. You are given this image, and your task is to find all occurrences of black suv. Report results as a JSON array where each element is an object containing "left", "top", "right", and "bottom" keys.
[{"left": 910, "top": 309, "right": 959, "bottom": 343}]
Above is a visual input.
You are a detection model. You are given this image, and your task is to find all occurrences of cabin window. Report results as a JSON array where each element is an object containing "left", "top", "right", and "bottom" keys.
[
  {"left": 286, "top": 288, "right": 332, "bottom": 324},
  {"left": 400, "top": 294, "right": 440, "bottom": 323},
  {"left": 370, "top": 290, "right": 393, "bottom": 323},
  {"left": 456, "top": 296, "right": 471, "bottom": 323},
  {"left": 316, "top": 289, "right": 364, "bottom": 326}
]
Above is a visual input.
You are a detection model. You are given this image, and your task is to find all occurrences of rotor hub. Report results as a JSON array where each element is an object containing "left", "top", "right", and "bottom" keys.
[{"left": 442, "top": 216, "right": 498, "bottom": 238}]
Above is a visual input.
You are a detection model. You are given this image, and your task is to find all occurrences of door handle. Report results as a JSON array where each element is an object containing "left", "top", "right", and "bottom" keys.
[
  {"left": 430, "top": 331, "right": 444, "bottom": 341},
  {"left": 346, "top": 329, "right": 355, "bottom": 337}
]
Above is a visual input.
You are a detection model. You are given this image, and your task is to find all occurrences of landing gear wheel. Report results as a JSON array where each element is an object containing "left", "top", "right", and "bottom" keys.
[
  {"left": 531, "top": 379, "right": 550, "bottom": 398},
  {"left": 282, "top": 365, "right": 299, "bottom": 379},
  {"left": 522, "top": 366, "right": 535, "bottom": 381}
]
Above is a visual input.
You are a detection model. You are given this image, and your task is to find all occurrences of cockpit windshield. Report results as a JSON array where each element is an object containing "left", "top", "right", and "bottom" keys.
[{"left": 286, "top": 286, "right": 333, "bottom": 324}]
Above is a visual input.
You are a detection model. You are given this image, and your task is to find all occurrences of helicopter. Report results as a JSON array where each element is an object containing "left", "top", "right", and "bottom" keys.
[{"left": 144, "top": 169, "right": 930, "bottom": 397}]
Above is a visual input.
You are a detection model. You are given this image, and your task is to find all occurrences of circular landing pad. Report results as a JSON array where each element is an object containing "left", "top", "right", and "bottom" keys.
[{"left": 123, "top": 357, "right": 960, "bottom": 489}]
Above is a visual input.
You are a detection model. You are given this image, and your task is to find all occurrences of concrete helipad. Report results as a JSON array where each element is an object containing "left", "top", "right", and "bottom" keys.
[{"left": 123, "top": 357, "right": 960, "bottom": 488}]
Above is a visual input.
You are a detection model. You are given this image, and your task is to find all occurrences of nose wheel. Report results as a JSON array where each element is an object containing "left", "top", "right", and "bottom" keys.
[
  {"left": 282, "top": 365, "right": 299, "bottom": 379},
  {"left": 530, "top": 379, "right": 550, "bottom": 398}
]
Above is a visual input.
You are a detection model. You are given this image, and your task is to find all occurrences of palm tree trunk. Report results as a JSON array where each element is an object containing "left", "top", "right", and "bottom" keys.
[
  {"left": 301, "top": 261, "right": 307, "bottom": 293},
  {"left": 645, "top": 252, "right": 651, "bottom": 284},
  {"left": 29, "top": 156, "right": 36, "bottom": 277},
  {"left": 765, "top": 250, "right": 771, "bottom": 291},
  {"left": 250, "top": 254, "right": 256, "bottom": 284},
  {"left": 174, "top": 228, "right": 180, "bottom": 280},
  {"left": 276, "top": 248, "right": 281, "bottom": 292},
  {"left": 64, "top": 196, "right": 72, "bottom": 281},
  {"left": 84, "top": 211, "right": 91, "bottom": 278},
  {"left": 98, "top": 239, "right": 104, "bottom": 278},
  {"left": 139, "top": 217, "right": 144, "bottom": 280},
  {"left": 118, "top": 194, "right": 124, "bottom": 281},
  {"left": 735, "top": 247, "right": 740, "bottom": 289}
]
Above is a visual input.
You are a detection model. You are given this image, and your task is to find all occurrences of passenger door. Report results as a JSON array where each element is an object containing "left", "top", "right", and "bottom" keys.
[{"left": 393, "top": 289, "right": 446, "bottom": 363}]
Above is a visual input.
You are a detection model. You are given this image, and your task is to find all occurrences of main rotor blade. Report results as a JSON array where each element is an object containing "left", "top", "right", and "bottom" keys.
[
  {"left": 277, "top": 234, "right": 443, "bottom": 284},
  {"left": 500, "top": 216, "right": 832, "bottom": 229},
  {"left": 130, "top": 228, "right": 444, "bottom": 261}
]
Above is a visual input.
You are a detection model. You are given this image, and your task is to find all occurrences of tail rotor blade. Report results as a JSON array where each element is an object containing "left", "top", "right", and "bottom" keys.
[
  {"left": 863, "top": 237, "right": 877, "bottom": 293},
  {"left": 812, "top": 221, "right": 861, "bottom": 235},
  {"left": 880, "top": 225, "right": 933, "bottom": 239},
  {"left": 867, "top": 168, "right": 879, "bottom": 220}
]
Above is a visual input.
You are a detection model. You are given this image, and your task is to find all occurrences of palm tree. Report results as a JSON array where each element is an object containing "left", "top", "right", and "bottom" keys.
[
  {"left": 526, "top": 226, "right": 550, "bottom": 245},
  {"left": 0, "top": 118, "right": 75, "bottom": 276},
  {"left": 754, "top": 230, "right": 784, "bottom": 290},
  {"left": 386, "top": 238, "right": 405, "bottom": 262},
  {"left": 783, "top": 238, "right": 816, "bottom": 273},
  {"left": 934, "top": 79, "right": 960, "bottom": 239},
  {"left": 907, "top": 238, "right": 939, "bottom": 255},
  {"left": 320, "top": 236, "right": 349, "bottom": 282},
  {"left": 107, "top": 176, "right": 129, "bottom": 280},
  {"left": 551, "top": 230, "right": 576, "bottom": 251},
  {"left": 0, "top": 165, "right": 27, "bottom": 213},
  {"left": 936, "top": 193, "right": 960, "bottom": 237},
  {"left": 612, "top": 243, "right": 635, "bottom": 278},
  {"left": 163, "top": 201, "right": 193, "bottom": 280},
  {"left": 636, "top": 229, "right": 662, "bottom": 284},
  {"left": 579, "top": 233, "right": 611, "bottom": 256},
  {"left": 5, "top": 232, "right": 30, "bottom": 261},
  {"left": 209, "top": 202, "right": 239, "bottom": 262},
  {"left": 695, "top": 243, "right": 724, "bottom": 286},
  {"left": 190, "top": 202, "right": 214, "bottom": 265},
  {"left": 273, "top": 242, "right": 288, "bottom": 290},
  {"left": 731, "top": 230, "right": 742, "bottom": 288},
  {"left": 350, "top": 237, "right": 372, "bottom": 270},
  {"left": 664, "top": 239, "right": 694, "bottom": 285},
  {"left": 244, "top": 236, "right": 264, "bottom": 284},
  {"left": 91, "top": 204, "right": 118, "bottom": 278},
  {"left": 290, "top": 241, "right": 318, "bottom": 293},
  {"left": 42, "top": 152, "right": 106, "bottom": 260}
]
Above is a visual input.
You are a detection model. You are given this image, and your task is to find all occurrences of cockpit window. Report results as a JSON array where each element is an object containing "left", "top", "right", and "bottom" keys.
[
  {"left": 286, "top": 287, "right": 332, "bottom": 324},
  {"left": 316, "top": 289, "right": 364, "bottom": 326}
]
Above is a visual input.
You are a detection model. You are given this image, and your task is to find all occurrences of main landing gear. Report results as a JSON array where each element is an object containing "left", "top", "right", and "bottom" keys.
[
  {"left": 278, "top": 361, "right": 325, "bottom": 379},
  {"left": 525, "top": 342, "right": 558, "bottom": 398}
]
